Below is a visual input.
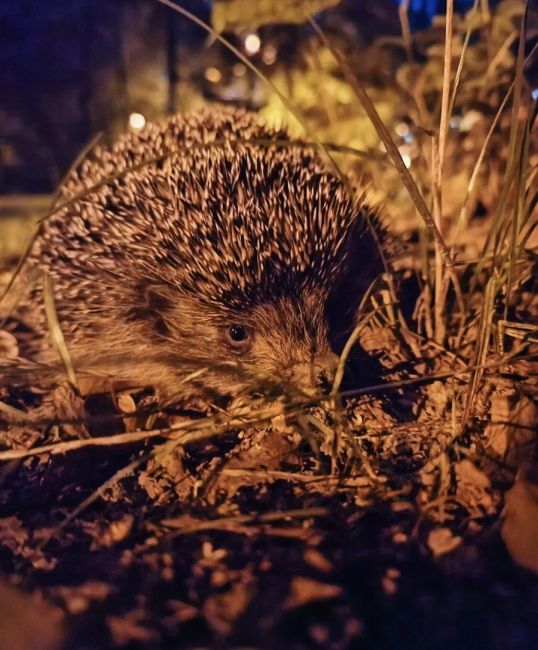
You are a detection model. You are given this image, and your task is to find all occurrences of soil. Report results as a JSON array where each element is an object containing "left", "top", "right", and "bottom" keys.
[{"left": 0, "top": 303, "right": 537, "bottom": 650}]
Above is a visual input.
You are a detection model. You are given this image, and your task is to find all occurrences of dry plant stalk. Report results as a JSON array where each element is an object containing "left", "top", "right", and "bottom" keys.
[{"left": 432, "top": 0, "right": 454, "bottom": 344}]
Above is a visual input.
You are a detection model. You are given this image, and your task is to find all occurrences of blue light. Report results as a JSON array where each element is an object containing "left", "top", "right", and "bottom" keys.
[
  {"left": 532, "top": 88, "right": 538, "bottom": 101},
  {"left": 393, "top": 0, "right": 499, "bottom": 29}
]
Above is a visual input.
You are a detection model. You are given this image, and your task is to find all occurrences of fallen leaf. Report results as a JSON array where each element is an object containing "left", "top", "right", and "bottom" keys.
[
  {"left": 501, "top": 474, "right": 538, "bottom": 573},
  {"left": 486, "top": 391, "right": 537, "bottom": 466},
  {"left": 203, "top": 581, "right": 253, "bottom": 636},
  {"left": 51, "top": 581, "right": 112, "bottom": 615},
  {"left": 0, "top": 578, "right": 64, "bottom": 650},
  {"left": 107, "top": 609, "right": 159, "bottom": 646},
  {"left": 116, "top": 392, "right": 137, "bottom": 414},
  {"left": 0, "top": 330, "right": 19, "bottom": 360},
  {"left": 427, "top": 528, "right": 462, "bottom": 557},
  {"left": 303, "top": 548, "right": 333, "bottom": 573},
  {"left": 90, "top": 514, "right": 135, "bottom": 549},
  {"left": 283, "top": 576, "right": 342, "bottom": 610},
  {"left": 455, "top": 459, "right": 490, "bottom": 489}
]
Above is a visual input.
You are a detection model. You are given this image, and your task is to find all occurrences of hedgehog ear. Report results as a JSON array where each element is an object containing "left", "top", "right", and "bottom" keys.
[
  {"left": 143, "top": 283, "right": 173, "bottom": 313},
  {"left": 128, "top": 281, "right": 174, "bottom": 337}
]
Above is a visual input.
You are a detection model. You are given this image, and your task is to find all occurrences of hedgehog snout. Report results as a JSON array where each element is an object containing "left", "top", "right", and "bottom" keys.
[
  {"left": 285, "top": 352, "right": 339, "bottom": 395},
  {"left": 243, "top": 296, "right": 339, "bottom": 393}
]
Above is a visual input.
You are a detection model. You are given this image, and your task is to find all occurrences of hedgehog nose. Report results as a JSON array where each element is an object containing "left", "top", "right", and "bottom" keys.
[
  {"left": 317, "top": 369, "right": 334, "bottom": 394},
  {"left": 290, "top": 353, "right": 339, "bottom": 395}
]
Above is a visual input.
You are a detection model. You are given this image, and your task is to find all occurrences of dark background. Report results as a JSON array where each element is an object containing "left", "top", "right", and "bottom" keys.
[{"left": 0, "top": 0, "right": 491, "bottom": 194}]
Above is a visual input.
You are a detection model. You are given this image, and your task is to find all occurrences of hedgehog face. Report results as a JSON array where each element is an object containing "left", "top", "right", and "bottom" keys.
[
  {"left": 225, "top": 293, "right": 339, "bottom": 392},
  {"left": 141, "top": 289, "right": 339, "bottom": 399}
]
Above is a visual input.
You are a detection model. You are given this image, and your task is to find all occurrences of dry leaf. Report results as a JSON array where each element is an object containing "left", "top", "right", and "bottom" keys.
[
  {"left": 0, "top": 330, "right": 19, "bottom": 360},
  {"left": 454, "top": 459, "right": 495, "bottom": 517},
  {"left": 51, "top": 383, "right": 89, "bottom": 439},
  {"left": 501, "top": 475, "right": 538, "bottom": 573},
  {"left": 203, "top": 581, "right": 253, "bottom": 636},
  {"left": 486, "top": 392, "right": 537, "bottom": 467},
  {"left": 381, "top": 567, "right": 400, "bottom": 596},
  {"left": 117, "top": 392, "right": 137, "bottom": 414},
  {"left": 90, "top": 514, "right": 135, "bottom": 549},
  {"left": 455, "top": 459, "right": 490, "bottom": 489},
  {"left": 50, "top": 581, "right": 112, "bottom": 615},
  {"left": 284, "top": 576, "right": 342, "bottom": 609},
  {"left": 165, "top": 600, "right": 198, "bottom": 624},
  {"left": 0, "top": 578, "right": 64, "bottom": 650},
  {"left": 108, "top": 610, "right": 159, "bottom": 646},
  {"left": 303, "top": 548, "right": 333, "bottom": 573},
  {"left": 427, "top": 528, "right": 462, "bottom": 558}
]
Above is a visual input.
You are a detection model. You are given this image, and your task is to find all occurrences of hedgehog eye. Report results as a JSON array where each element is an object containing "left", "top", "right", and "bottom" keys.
[{"left": 225, "top": 324, "right": 253, "bottom": 352}]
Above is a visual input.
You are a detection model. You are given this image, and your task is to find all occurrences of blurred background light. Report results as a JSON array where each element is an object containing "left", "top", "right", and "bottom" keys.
[
  {"left": 204, "top": 66, "right": 222, "bottom": 83},
  {"left": 232, "top": 63, "right": 247, "bottom": 77},
  {"left": 129, "top": 112, "right": 146, "bottom": 130},
  {"left": 262, "top": 44, "right": 278, "bottom": 65},
  {"left": 244, "top": 33, "right": 261, "bottom": 55}
]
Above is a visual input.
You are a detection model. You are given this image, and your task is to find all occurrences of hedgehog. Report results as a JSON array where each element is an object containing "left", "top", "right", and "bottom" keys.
[{"left": 15, "top": 107, "right": 384, "bottom": 402}]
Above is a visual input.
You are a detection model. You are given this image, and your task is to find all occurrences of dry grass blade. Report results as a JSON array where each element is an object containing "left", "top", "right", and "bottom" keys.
[
  {"left": 431, "top": 0, "right": 454, "bottom": 344},
  {"left": 496, "top": 320, "right": 538, "bottom": 355},
  {"left": 459, "top": 275, "right": 496, "bottom": 434},
  {"left": 43, "top": 274, "right": 78, "bottom": 389},
  {"left": 398, "top": 0, "right": 413, "bottom": 62},
  {"left": 0, "top": 429, "right": 168, "bottom": 461},
  {"left": 308, "top": 16, "right": 465, "bottom": 323},
  {"left": 308, "top": 18, "right": 437, "bottom": 238},
  {"left": 501, "top": 3, "right": 531, "bottom": 321},
  {"left": 448, "top": 0, "right": 480, "bottom": 118},
  {"left": 162, "top": 507, "right": 331, "bottom": 537},
  {"left": 331, "top": 317, "right": 371, "bottom": 400},
  {"left": 0, "top": 401, "right": 36, "bottom": 424},
  {"left": 0, "top": 398, "right": 290, "bottom": 462},
  {"left": 504, "top": 118, "right": 531, "bottom": 322},
  {"left": 437, "top": 0, "right": 454, "bottom": 178}
]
